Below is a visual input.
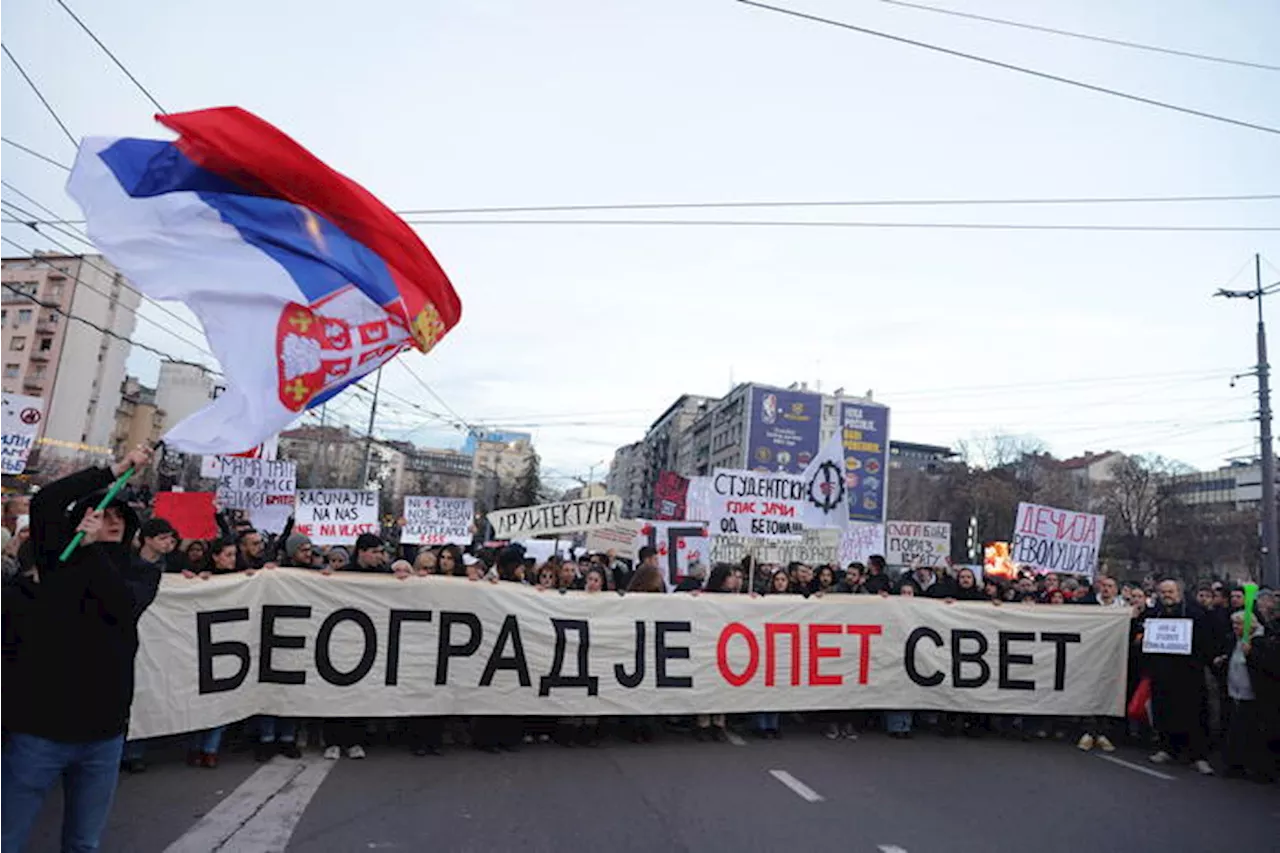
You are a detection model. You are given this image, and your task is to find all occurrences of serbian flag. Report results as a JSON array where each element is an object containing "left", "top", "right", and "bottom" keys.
[{"left": 67, "top": 107, "right": 461, "bottom": 454}]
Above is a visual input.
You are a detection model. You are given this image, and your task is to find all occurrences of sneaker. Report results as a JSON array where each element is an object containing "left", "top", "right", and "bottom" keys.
[
  {"left": 1076, "top": 734, "right": 1095, "bottom": 752},
  {"left": 823, "top": 724, "right": 840, "bottom": 740},
  {"left": 840, "top": 723, "right": 858, "bottom": 740},
  {"left": 280, "top": 742, "right": 302, "bottom": 760},
  {"left": 1148, "top": 750, "right": 1173, "bottom": 764},
  {"left": 1096, "top": 735, "right": 1116, "bottom": 753},
  {"left": 323, "top": 745, "right": 341, "bottom": 760},
  {"left": 1193, "top": 759, "right": 1214, "bottom": 776},
  {"left": 347, "top": 745, "right": 366, "bottom": 760}
]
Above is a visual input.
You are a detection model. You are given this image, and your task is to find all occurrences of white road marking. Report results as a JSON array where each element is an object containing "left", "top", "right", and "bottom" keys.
[
  {"left": 768, "top": 769, "right": 824, "bottom": 802},
  {"left": 724, "top": 730, "right": 747, "bottom": 746},
  {"left": 878, "top": 846, "right": 909, "bottom": 853},
  {"left": 163, "top": 756, "right": 334, "bottom": 852},
  {"left": 1095, "top": 753, "right": 1176, "bottom": 781}
]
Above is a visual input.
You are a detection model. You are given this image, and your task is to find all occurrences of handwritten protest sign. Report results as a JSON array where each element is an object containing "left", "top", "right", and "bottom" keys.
[
  {"left": 295, "top": 489, "right": 379, "bottom": 545},
  {"left": 709, "top": 469, "right": 806, "bottom": 540},
  {"left": 215, "top": 458, "right": 297, "bottom": 534},
  {"left": 400, "top": 496, "right": 473, "bottom": 546},
  {"left": 1, "top": 393, "right": 44, "bottom": 475},
  {"left": 711, "top": 528, "right": 840, "bottom": 566},
  {"left": 1142, "top": 618, "right": 1193, "bottom": 655},
  {"left": 885, "top": 521, "right": 951, "bottom": 567},
  {"left": 154, "top": 491, "right": 217, "bottom": 539},
  {"left": 840, "top": 522, "right": 886, "bottom": 566},
  {"left": 585, "top": 520, "right": 641, "bottom": 559},
  {"left": 488, "top": 496, "right": 621, "bottom": 538},
  {"left": 1012, "top": 502, "right": 1105, "bottom": 578}
]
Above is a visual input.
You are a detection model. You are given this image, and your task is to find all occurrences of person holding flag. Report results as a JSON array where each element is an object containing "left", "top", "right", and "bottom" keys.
[{"left": 2, "top": 446, "right": 154, "bottom": 852}]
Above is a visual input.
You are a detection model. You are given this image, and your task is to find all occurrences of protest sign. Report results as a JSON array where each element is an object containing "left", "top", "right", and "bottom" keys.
[
  {"left": 586, "top": 520, "right": 641, "bottom": 559},
  {"left": 686, "top": 476, "right": 712, "bottom": 523},
  {"left": 400, "top": 496, "right": 473, "bottom": 546},
  {"left": 215, "top": 458, "right": 297, "bottom": 534},
  {"left": 711, "top": 528, "right": 841, "bottom": 566},
  {"left": 839, "top": 402, "right": 890, "bottom": 523},
  {"left": 709, "top": 469, "right": 807, "bottom": 540},
  {"left": 885, "top": 521, "right": 952, "bottom": 567},
  {"left": 1012, "top": 502, "right": 1105, "bottom": 578},
  {"left": 746, "top": 386, "right": 821, "bottom": 474},
  {"left": 295, "top": 489, "right": 379, "bottom": 545},
  {"left": 1, "top": 393, "right": 44, "bottom": 475},
  {"left": 128, "top": 570, "right": 1130, "bottom": 739},
  {"left": 154, "top": 491, "right": 217, "bottom": 540},
  {"left": 840, "top": 522, "right": 886, "bottom": 566},
  {"left": 201, "top": 438, "right": 278, "bottom": 480},
  {"left": 635, "top": 520, "right": 710, "bottom": 585},
  {"left": 487, "top": 496, "right": 621, "bottom": 538},
  {"left": 1141, "top": 619, "right": 1193, "bottom": 655},
  {"left": 654, "top": 471, "right": 690, "bottom": 520},
  {"left": 516, "top": 539, "right": 573, "bottom": 563}
]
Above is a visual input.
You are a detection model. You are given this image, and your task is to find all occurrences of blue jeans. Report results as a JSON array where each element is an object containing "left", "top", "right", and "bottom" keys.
[
  {"left": 258, "top": 717, "right": 297, "bottom": 744},
  {"left": 2, "top": 731, "right": 124, "bottom": 853},
  {"left": 885, "top": 711, "right": 913, "bottom": 733},
  {"left": 754, "top": 712, "right": 780, "bottom": 732},
  {"left": 190, "top": 726, "right": 226, "bottom": 755}
]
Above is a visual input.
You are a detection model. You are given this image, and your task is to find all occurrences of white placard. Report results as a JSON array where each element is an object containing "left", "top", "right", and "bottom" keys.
[
  {"left": 709, "top": 468, "right": 807, "bottom": 540},
  {"left": 487, "top": 495, "right": 622, "bottom": 538},
  {"left": 585, "top": 520, "right": 641, "bottom": 559},
  {"left": 214, "top": 457, "right": 297, "bottom": 534},
  {"left": 401, "top": 496, "right": 473, "bottom": 546},
  {"left": 1, "top": 393, "right": 44, "bottom": 475},
  {"left": 295, "top": 489, "right": 379, "bottom": 545},
  {"left": 1012, "top": 502, "right": 1105, "bottom": 578},
  {"left": 711, "top": 528, "right": 841, "bottom": 566},
  {"left": 885, "top": 521, "right": 952, "bottom": 567},
  {"left": 840, "top": 522, "right": 886, "bottom": 566},
  {"left": 1141, "top": 618, "right": 1193, "bottom": 655}
]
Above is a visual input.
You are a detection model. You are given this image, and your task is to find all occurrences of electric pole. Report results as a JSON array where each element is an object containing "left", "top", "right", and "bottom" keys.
[
  {"left": 360, "top": 367, "right": 383, "bottom": 489},
  {"left": 1216, "top": 254, "right": 1280, "bottom": 588}
]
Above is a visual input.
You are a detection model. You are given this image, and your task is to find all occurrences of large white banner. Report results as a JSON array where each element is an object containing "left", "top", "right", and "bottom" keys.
[
  {"left": 401, "top": 496, "right": 473, "bottom": 546},
  {"left": 129, "top": 570, "right": 1130, "bottom": 738},
  {"left": 709, "top": 469, "right": 807, "bottom": 540},
  {"left": 885, "top": 521, "right": 951, "bottom": 567},
  {"left": 1012, "top": 502, "right": 1105, "bottom": 578},
  {"left": 487, "top": 496, "right": 622, "bottom": 538},
  {"left": 295, "top": 489, "right": 379, "bottom": 545},
  {"left": 1, "top": 393, "right": 44, "bottom": 475},
  {"left": 215, "top": 457, "right": 297, "bottom": 534}
]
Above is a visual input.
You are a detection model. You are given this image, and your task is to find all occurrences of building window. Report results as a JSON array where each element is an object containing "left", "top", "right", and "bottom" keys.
[
  {"left": 0, "top": 310, "right": 5, "bottom": 323},
  {"left": 9, "top": 336, "right": 25, "bottom": 351},
  {"left": 30, "top": 364, "right": 45, "bottom": 379},
  {"left": 38, "top": 337, "right": 52, "bottom": 352},
  {"left": 43, "top": 313, "right": 57, "bottom": 325},
  {"left": 17, "top": 309, "right": 32, "bottom": 325},
  {"left": 3, "top": 364, "right": 17, "bottom": 378}
]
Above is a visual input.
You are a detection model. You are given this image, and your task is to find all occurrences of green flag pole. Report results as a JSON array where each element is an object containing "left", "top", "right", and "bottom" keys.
[
  {"left": 58, "top": 466, "right": 137, "bottom": 562},
  {"left": 1241, "top": 582, "right": 1259, "bottom": 642}
]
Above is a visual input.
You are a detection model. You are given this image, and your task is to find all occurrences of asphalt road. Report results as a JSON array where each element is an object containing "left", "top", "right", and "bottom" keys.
[{"left": 22, "top": 723, "right": 1280, "bottom": 852}]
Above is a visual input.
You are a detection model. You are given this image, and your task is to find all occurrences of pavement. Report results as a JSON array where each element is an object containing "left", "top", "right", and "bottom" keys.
[{"left": 21, "top": 722, "right": 1280, "bottom": 852}]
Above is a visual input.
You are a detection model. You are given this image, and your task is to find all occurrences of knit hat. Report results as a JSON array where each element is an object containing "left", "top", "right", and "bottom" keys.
[
  {"left": 285, "top": 532, "right": 312, "bottom": 560},
  {"left": 355, "top": 532, "right": 383, "bottom": 554}
]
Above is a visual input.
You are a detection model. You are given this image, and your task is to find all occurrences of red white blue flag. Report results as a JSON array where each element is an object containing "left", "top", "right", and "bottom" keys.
[{"left": 67, "top": 107, "right": 461, "bottom": 454}]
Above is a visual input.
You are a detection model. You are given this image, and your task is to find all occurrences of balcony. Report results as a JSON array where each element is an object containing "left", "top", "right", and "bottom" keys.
[
  {"left": 22, "top": 377, "right": 44, "bottom": 392},
  {"left": 36, "top": 321, "right": 57, "bottom": 334},
  {"left": 28, "top": 350, "right": 49, "bottom": 362}
]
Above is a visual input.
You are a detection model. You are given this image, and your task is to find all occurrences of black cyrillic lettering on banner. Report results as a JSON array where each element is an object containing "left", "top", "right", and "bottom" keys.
[
  {"left": 655, "top": 621, "right": 692, "bottom": 688},
  {"left": 480, "top": 615, "right": 531, "bottom": 687},
  {"left": 197, "top": 609, "right": 251, "bottom": 694},
  {"left": 435, "top": 611, "right": 482, "bottom": 685},
  {"left": 386, "top": 610, "right": 433, "bottom": 686},
  {"left": 997, "top": 631, "right": 1036, "bottom": 691},
  {"left": 904, "top": 626, "right": 945, "bottom": 687},
  {"left": 259, "top": 605, "right": 311, "bottom": 685},
  {"left": 315, "top": 608, "right": 377, "bottom": 687},
  {"left": 1040, "top": 631, "right": 1081, "bottom": 691},
  {"left": 538, "top": 619, "right": 599, "bottom": 697},
  {"left": 950, "top": 629, "right": 990, "bottom": 689},
  {"left": 614, "top": 621, "right": 646, "bottom": 688}
]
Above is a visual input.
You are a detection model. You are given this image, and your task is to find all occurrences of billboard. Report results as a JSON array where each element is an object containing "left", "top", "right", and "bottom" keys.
[
  {"left": 839, "top": 401, "right": 890, "bottom": 523},
  {"left": 745, "top": 385, "right": 821, "bottom": 475}
]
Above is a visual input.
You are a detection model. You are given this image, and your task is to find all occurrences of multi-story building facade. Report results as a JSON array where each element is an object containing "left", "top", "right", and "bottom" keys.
[
  {"left": 607, "top": 441, "right": 644, "bottom": 518},
  {"left": 111, "top": 376, "right": 165, "bottom": 458},
  {"left": 156, "top": 359, "right": 214, "bottom": 432}
]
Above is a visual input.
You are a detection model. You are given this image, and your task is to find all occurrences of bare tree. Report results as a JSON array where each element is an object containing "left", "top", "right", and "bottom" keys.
[
  {"left": 955, "top": 432, "right": 1048, "bottom": 471},
  {"left": 1099, "top": 454, "right": 1192, "bottom": 572}
]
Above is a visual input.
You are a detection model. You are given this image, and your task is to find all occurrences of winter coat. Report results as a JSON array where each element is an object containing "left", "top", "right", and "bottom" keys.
[
  {"left": 2, "top": 466, "right": 155, "bottom": 743},
  {"left": 1141, "top": 599, "right": 1214, "bottom": 736}
]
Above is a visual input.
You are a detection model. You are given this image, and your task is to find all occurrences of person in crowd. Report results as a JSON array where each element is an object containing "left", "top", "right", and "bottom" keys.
[
  {"left": 838, "top": 563, "right": 865, "bottom": 594},
  {"left": 1144, "top": 579, "right": 1215, "bottom": 775},
  {"left": 557, "top": 560, "right": 582, "bottom": 591},
  {"left": 438, "top": 544, "right": 463, "bottom": 577},
  {"left": 674, "top": 560, "right": 706, "bottom": 592},
  {"left": 982, "top": 577, "right": 1003, "bottom": 601},
  {"left": 754, "top": 567, "right": 794, "bottom": 739},
  {"left": 253, "top": 534, "right": 314, "bottom": 763},
  {"left": 950, "top": 567, "right": 986, "bottom": 602},
  {"left": 862, "top": 555, "right": 893, "bottom": 595},
  {"left": 903, "top": 563, "right": 938, "bottom": 597},
  {"left": 283, "top": 533, "right": 316, "bottom": 570},
  {"left": 236, "top": 528, "right": 269, "bottom": 571},
  {"left": 1194, "top": 583, "right": 1215, "bottom": 610},
  {"left": 583, "top": 565, "right": 607, "bottom": 594},
  {"left": 1214, "top": 610, "right": 1272, "bottom": 781},
  {"left": 120, "top": 517, "right": 179, "bottom": 773},
  {"left": 179, "top": 539, "right": 210, "bottom": 575},
  {"left": 350, "top": 533, "right": 388, "bottom": 573},
  {"left": 1074, "top": 575, "right": 1123, "bottom": 754},
  {"left": 620, "top": 564, "right": 666, "bottom": 742},
  {"left": 628, "top": 546, "right": 659, "bottom": 593},
  {"left": 885, "top": 581, "right": 916, "bottom": 739},
  {"left": 413, "top": 547, "right": 437, "bottom": 576},
  {"left": 813, "top": 564, "right": 838, "bottom": 596},
  {"left": 788, "top": 562, "right": 814, "bottom": 595},
  {"left": 1228, "top": 587, "right": 1245, "bottom": 612},
  {"left": 1086, "top": 575, "right": 1126, "bottom": 608},
  {"left": 462, "top": 554, "right": 485, "bottom": 581},
  {"left": 695, "top": 565, "right": 739, "bottom": 742},
  {"left": 2, "top": 494, "right": 30, "bottom": 535},
  {"left": 324, "top": 546, "right": 350, "bottom": 572},
  {"left": 472, "top": 547, "right": 530, "bottom": 753},
  {"left": 767, "top": 568, "right": 791, "bottom": 596},
  {"left": 558, "top": 566, "right": 608, "bottom": 747},
  {"left": 185, "top": 539, "right": 243, "bottom": 768},
  {"left": 1045, "top": 589, "right": 1067, "bottom": 605},
  {"left": 2, "top": 447, "right": 157, "bottom": 853},
  {"left": 534, "top": 564, "right": 557, "bottom": 590},
  {"left": 1040, "top": 572, "right": 1061, "bottom": 600}
]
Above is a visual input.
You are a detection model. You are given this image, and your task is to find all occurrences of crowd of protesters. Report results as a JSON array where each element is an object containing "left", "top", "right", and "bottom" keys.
[{"left": 3, "top": 453, "right": 1280, "bottom": 851}]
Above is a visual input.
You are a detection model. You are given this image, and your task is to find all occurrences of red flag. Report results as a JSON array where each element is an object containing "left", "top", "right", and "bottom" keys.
[{"left": 154, "top": 492, "right": 218, "bottom": 540}]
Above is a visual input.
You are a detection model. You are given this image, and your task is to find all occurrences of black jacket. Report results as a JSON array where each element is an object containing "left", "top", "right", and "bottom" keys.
[{"left": 3, "top": 466, "right": 155, "bottom": 743}]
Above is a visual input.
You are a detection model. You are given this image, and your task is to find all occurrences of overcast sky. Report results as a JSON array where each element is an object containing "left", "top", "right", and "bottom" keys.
[{"left": 3, "top": 0, "right": 1278, "bottom": 486}]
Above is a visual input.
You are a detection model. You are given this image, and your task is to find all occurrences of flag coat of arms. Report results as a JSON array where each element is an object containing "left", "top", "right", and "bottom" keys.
[{"left": 67, "top": 107, "right": 461, "bottom": 454}]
